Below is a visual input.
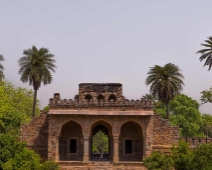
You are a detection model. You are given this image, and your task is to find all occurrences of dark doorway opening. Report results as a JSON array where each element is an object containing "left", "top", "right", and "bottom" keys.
[
  {"left": 70, "top": 139, "right": 77, "bottom": 153},
  {"left": 91, "top": 124, "right": 110, "bottom": 160},
  {"left": 125, "top": 140, "right": 132, "bottom": 154}
]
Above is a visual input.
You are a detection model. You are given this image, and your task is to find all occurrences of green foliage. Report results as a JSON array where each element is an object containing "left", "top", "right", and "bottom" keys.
[
  {"left": 0, "top": 81, "right": 39, "bottom": 133},
  {"left": 200, "top": 114, "right": 212, "bottom": 137},
  {"left": 154, "top": 94, "right": 202, "bottom": 137},
  {"left": 146, "top": 63, "right": 184, "bottom": 119},
  {"left": 197, "top": 36, "right": 212, "bottom": 71},
  {"left": 171, "top": 140, "right": 191, "bottom": 170},
  {"left": 92, "top": 130, "right": 109, "bottom": 157},
  {"left": 200, "top": 87, "right": 212, "bottom": 103},
  {"left": 41, "top": 159, "right": 59, "bottom": 170},
  {"left": 169, "top": 94, "right": 202, "bottom": 137},
  {"left": 0, "top": 54, "right": 5, "bottom": 81},
  {"left": 153, "top": 101, "right": 166, "bottom": 119},
  {"left": 188, "top": 143, "right": 212, "bottom": 170},
  {"left": 43, "top": 105, "right": 50, "bottom": 112},
  {"left": 143, "top": 151, "right": 173, "bottom": 170},
  {"left": 2, "top": 148, "right": 42, "bottom": 170},
  {"left": 0, "top": 134, "right": 25, "bottom": 169},
  {"left": 145, "top": 141, "right": 212, "bottom": 170},
  {"left": 18, "top": 45, "right": 56, "bottom": 117}
]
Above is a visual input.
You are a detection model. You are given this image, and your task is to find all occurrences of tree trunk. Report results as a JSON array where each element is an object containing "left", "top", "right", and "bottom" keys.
[
  {"left": 100, "top": 150, "right": 104, "bottom": 158},
  {"left": 165, "top": 102, "right": 169, "bottom": 119},
  {"left": 32, "top": 89, "right": 37, "bottom": 117}
]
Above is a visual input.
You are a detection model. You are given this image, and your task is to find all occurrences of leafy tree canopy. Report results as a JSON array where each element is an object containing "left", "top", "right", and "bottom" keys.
[
  {"left": 0, "top": 134, "right": 26, "bottom": 169},
  {"left": 200, "top": 87, "right": 212, "bottom": 103},
  {"left": 144, "top": 141, "right": 212, "bottom": 170},
  {"left": 155, "top": 94, "right": 202, "bottom": 137},
  {"left": 2, "top": 148, "right": 42, "bottom": 170},
  {"left": 0, "top": 81, "right": 39, "bottom": 133},
  {"left": 92, "top": 130, "right": 109, "bottom": 158}
]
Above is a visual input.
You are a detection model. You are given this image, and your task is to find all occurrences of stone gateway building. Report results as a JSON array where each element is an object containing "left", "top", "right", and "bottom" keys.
[{"left": 20, "top": 83, "right": 179, "bottom": 170}]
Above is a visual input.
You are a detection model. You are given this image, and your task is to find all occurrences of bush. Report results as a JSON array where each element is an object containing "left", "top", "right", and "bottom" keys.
[
  {"left": 143, "top": 151, "right": 173, "bottom": 170},
  {"left": 171, "top": 140, "right": 191, "bottom": 170},
  {"left": 188, "top": 143, "right": 212, "bottom": 170},
  {"left": 41, "top": 159, "right": 59, "bottom": 170},
  {"left": 2, "top": 148, "right": 42, "bottom": 170},
  {"left": 0, "top": 134, "right": 25, "bottom": 169}
]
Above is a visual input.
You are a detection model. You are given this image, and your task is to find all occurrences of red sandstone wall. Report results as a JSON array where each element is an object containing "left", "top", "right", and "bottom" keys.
[
  {"left": 152, "top": 115, "right": 179, "bottom": 151},
  {"left": 20, "top": 112, "right": 49, "bottom": 160}
]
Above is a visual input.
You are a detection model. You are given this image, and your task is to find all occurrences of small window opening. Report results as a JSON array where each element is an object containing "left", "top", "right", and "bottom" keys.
[
  {"left": 125, "top": 140, "right": 132, "bottom": 154},
  {"left": 70, "top": 139, "right": 77, "bottom": 153},
  {"left": 85, "top": 94, "right": 93, "bottom": 102},
  {"left": 97, "top": 94, "right": 104, "bottom": 103},
  {"left": 108, "top": 94, "right": 116, "bottom": 103}
]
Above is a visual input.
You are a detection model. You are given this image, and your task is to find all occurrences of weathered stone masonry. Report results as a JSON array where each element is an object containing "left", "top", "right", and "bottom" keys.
[
  {"left": 20, "top": 83, "right": 181, "bottom": 169},
  {"left": 20, "top": 112, "right": 49, "bottom": 160}
]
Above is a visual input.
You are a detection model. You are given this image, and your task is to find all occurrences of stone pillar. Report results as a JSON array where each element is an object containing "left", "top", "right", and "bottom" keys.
[
  {"left": 83, "top": 136, "right": 89, "bottom": 162},
  {"left": 113, "top": 136, "right": 119, "bottom": 163},
  {"left": 55, "top": 136, "right": 59, "bottom": 161}
]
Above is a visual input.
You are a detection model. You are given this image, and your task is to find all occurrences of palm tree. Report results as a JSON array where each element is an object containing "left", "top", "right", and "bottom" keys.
[
  {"left": 18, "top": 46, "right": 56, "bottom": 117},
  {"left": 145, "top": 63, "right": 184, "bottom": 119},
  {"left": 197, "top": 36, "right": 212, "bottom": 70},
  {"left": 0, "top": 54, "right": 5, "bottom": 81},
  {"left": 141, "top": 94, "right": 155, "bottom": 100}
]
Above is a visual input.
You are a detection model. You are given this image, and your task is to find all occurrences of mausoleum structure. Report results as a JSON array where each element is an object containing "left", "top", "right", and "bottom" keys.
[{"left": 20, "top": 83, "right": 180, "bottom": 169}]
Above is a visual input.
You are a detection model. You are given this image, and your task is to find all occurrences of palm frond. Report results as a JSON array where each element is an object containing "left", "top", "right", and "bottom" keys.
[{"left": 18, "top": 46, "right": 57, "bottom": 90}]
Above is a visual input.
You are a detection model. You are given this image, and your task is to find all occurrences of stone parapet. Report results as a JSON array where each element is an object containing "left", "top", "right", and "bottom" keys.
[
  {"left": 49, "top": 93, "right": 154, "bottom": 110},
  {"left": 182, "top": 137, "right": 212, "bottom": 148}
]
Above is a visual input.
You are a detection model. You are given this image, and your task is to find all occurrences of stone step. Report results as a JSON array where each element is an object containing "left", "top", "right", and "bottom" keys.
[{"left": 89, "top": 167, "right": 113, "bottom": 170}]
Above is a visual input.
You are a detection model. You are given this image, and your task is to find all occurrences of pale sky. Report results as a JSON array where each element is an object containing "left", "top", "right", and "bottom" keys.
[{"left": 0, "top": 0, "right": 212, "bottom": 113}]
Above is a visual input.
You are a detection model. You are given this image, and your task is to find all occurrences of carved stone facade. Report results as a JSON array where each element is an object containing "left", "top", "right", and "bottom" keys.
[{"left": 20, "top": 83, "right": 180, "bottom": 169}]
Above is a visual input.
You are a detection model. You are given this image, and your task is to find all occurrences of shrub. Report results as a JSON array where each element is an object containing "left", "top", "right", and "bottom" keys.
[
  {"left": 0, "top": 134, "right": 25, "bottom": 169},
  {"left": 188, "top": 143, "right": 212, "bottom": 170},
  {"left": 171, "top": 140, "right": 191, "bottom": 170},
  {"left": 2, "top": 148, "right": 42, "bottom": 170},
  {"left": 41, "top": 159, "right": 59, "bottom": 170},
  {"left": 143, "top": 151, "right": 173, "bottom": 170}
]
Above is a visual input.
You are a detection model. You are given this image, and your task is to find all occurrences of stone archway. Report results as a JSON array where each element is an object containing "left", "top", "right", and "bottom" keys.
[
  {"left": 119, "top": 121, "right": 143, "bottom": 161},
  {"left": 90, "top": 121, "right": 112, "bottom": 161},
  {"left": 59, "top": 120, "right": 83, "bottom": 161}
]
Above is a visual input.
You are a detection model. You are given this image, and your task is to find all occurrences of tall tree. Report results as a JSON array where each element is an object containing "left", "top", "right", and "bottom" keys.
[
  {"left": 197, "top": 36, "right": 212, "bottom": 70},
  {"left": 92, "top": 130, "right": 108, "bottom": 158},
  {"left": 200, "top": 114, "right": 212, "bottom": 138},
  {"left": 145, "top": 63, "right": 184, "bottom": 119},
  {"left": 0, "top": 54, "right": 5, "bottom": 81},
  {"left": 18, "top": 46, "right": 56, "bottom": 117}
]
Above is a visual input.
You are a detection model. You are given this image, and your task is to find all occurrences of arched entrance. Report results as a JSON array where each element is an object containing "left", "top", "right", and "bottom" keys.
[
  {"left": 90, "top": 121, "right": 112, "bottom": 161},
  {"left": 59, "top": 120, "right": 83, "bottom": 161},
  {"left": 119, "top": 121, "right": 143, "bottom": 161}
]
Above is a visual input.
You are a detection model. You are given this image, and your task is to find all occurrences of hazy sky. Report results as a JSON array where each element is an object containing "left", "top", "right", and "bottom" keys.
[{"left": 1, "top": 0, "right": 212, "bottom": 113}]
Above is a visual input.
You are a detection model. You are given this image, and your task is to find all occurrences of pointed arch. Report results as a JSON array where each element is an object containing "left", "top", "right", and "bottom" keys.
[
  {"left": 90, "top": 120, "right": 112, "bottom": 160},
  {"left": 85, "top": 94, "right": 93, "bottom": 101},
  {"left": 97, "top": 94, "right": 105, "bottom": 103},
  {"left": 108, "top": 94, "right": 117, "bottom": 103},
  {"left": 59, "top": 120, "right": 83, "bottom": 161},
  {"left": 119, "top": 121, "right": 143, "bottom": 161}
]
